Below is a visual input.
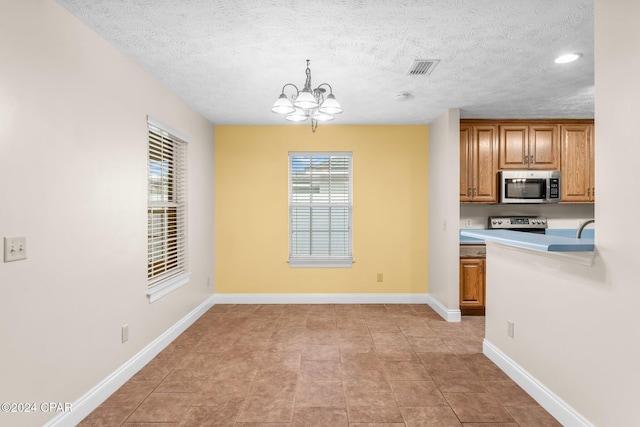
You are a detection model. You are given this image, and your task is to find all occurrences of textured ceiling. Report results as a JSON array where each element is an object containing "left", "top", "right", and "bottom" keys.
[{"left": 54, "top": 0, "right": 594, "bottom": 125}]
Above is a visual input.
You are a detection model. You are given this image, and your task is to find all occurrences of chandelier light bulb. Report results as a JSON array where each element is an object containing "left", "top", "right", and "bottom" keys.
[
  {"left": 285, "top": 108, "right": 309, "bottom": 122},
  {"left": 271, "top": 93, "right": 295, "bottom": 114},
  {"left": 318, "top": 94, "right": 343, "bottom": 115},
  {"left": 294, "top": 90, "right": 319, "bottom": 109},
  {"left": 312, "top": 111, "right": 335, "bottom": 122}
]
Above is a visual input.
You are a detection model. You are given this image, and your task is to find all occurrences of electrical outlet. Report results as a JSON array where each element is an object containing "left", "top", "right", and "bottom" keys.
[
  {"left": 377, "top": 273, "right": 383, "bottom": 282},
  {"left": 465, "top": 218, "right": 472, "bottom": 227},
  {"left": 4, "top": 237, "right": 27, "bottom": 262},
  {"left": 122, "top": 324, "right": 129, "bottom": 343},
  {"left": 507, "top": 321, "right": 515, "bottom": 338}
]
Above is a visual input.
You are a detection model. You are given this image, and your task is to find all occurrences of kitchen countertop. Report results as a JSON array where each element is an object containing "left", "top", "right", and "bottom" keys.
[
  {"left": 460, "top": 233, "right": 485, "bottom": 244},
  {"left": 545, "top": 228, "right": 594, "bottom": 239},
  {"left": 460, "top": 229, "right": 594, "bottom": 252}
]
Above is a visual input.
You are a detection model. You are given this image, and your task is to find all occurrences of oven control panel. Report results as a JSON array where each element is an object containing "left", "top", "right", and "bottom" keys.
[{"left": 488, "top": 216, "right": 548, "bottom": 229}]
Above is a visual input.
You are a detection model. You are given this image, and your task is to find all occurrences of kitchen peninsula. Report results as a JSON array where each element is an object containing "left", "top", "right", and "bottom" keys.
[
  {"left": 460, "top": 229, "right": 594, "bottom": 252},
  {"left": 460, "top": 225, "right": 598, "bottom": 425}
]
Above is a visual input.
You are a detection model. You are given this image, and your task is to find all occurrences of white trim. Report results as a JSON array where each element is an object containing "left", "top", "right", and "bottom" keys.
[
  {"left": 211, "top": 293, "right": 429, "bottom": 305},
  {"left": 483, "top": 339, "right": 595, "bottom": 427},
  {"left": 147, "top": 115, "right": 190, "bottom": 143},
  {"left": 43, "top": 296, "right": 215, "bottom": 427},
  {"left": 288, "top": 152, "right": 353, "bottom": 265},
  {"left": 289, "top": 259, "right": 353, "bottom": 268},
  {"left": 289, "top": 151, "right": 353, "bottom": 157},
  {"left": 147, "top": 271, "right": 191, "bottom": 303},
  {"left": 425, "top": 294, "right": 461, "bottom": 322}
]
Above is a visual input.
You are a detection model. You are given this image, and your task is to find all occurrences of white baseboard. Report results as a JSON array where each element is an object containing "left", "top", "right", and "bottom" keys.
[
  {"left": 483, "top": 339, "right": 595, "bottom": 427},
  {"left": 424, "top": 294, "right": 461, "bottom": 322},
  {"left": 211, "top": 293, "right": 430, "bottom": 305},
  {"left": 43, "top": 296, "right": 215, "bottom": 427}
]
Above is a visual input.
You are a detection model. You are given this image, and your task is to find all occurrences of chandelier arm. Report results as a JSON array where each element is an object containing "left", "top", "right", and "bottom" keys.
[
  {"left": 312, "top": 88, "right": 325, "bottom": 104},
  {"left": 281, "top": 83, "right": 300, "bottom": 97},
  {"left": 316, "top": 83, "right": 334, "bottom": 95}
]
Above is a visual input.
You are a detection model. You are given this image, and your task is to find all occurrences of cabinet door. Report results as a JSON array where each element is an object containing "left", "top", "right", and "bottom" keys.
[
  {"left": 529, "top": 124, "right": 560, "bottom": 169},
  {"left": 460, "top": 125, "right": 473, "bottom": 202},
  {"left": 561, "top": 125, "right": 592, "bottom": 202},
  {"left": 460, "top": 259, "right": 485, "bottom": 309},
  {"left": 499, "top": 125, "right": 528, "bottom": 169},
  {"left": 472, "top": 126, "right": 498, "bottom": 202}
]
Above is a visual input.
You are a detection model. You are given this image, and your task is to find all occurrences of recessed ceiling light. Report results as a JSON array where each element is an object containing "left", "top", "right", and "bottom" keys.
[{"left": 554, "top": 53, "right": 582, "bottom": 64}]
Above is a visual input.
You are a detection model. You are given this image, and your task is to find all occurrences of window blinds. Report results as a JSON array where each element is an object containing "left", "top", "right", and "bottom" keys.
[
  {"left": 147, "top": 121, "right": 187, "bottom": 286},
  {"left": 289, "top": 152, "right": 353, "bottom": 267}
]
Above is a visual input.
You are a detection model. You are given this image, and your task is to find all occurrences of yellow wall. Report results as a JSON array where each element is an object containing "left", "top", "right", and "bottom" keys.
[{"left": 214, "top": 125, "right": 429, "bottom": 294}]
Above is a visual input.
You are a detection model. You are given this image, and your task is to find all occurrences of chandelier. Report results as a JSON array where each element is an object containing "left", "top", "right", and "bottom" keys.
[{"left": 271, "top": 60, "right": 343, "bottom": 132}]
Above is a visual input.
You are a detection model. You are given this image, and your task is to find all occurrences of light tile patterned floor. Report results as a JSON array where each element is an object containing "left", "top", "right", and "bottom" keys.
[{"left": 79, "top": 304, "right": 561, "bottom": 426}]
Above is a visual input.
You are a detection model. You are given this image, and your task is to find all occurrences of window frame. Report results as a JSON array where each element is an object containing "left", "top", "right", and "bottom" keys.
[
  {"left": 146, "top": 117, "right": 190, "bottom": 302},
  {"left": 288, "top": 151, "right": 353, "bottom": 268}
]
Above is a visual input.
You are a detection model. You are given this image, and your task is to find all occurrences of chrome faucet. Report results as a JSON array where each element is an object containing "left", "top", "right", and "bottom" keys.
[{"left": 576, "top": 219, "right": 595, "bottom": 238}]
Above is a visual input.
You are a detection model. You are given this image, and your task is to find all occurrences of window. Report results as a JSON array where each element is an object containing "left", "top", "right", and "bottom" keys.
[
  {"left": 289, "top": 152, "right": 353, "bottom": 267},
  {"left": 147, "top": 117, "right": 189, "bottom": 302}
]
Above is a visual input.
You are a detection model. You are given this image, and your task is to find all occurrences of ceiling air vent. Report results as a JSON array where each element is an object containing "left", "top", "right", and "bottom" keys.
[{"left": 407, "top": 59, "right": 440, "bottom": 76}]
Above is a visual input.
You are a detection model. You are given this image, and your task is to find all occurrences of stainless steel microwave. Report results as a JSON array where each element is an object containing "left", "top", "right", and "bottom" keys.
[{"left": 499, "top": 170, "right": 561, "bottom": 203}]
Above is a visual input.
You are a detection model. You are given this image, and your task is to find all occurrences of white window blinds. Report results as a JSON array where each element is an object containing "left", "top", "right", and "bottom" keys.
[
  {"left": 289, "top": 152, "right": 353, "bottom": 268},
  {"left": 147, "top": 119, "right": 188, "bottom": 289}
]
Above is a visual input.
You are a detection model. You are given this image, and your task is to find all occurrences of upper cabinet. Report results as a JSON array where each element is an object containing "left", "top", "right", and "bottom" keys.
[
  {"left": 560, "top": 124, "right": 595, "bottom": 202},
  {"left": 460, "top": 123, "right": 498, "bottom": 203},
  {"left": 461, "top": 119, "right": 594, "bottom": 204},
  {"left": 498, "top": 124, "right": 560, "bottom": 170}
]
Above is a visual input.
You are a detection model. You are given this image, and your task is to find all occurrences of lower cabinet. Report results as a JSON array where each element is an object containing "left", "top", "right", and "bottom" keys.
[{"left": 460, "top": 258, "right": 485, "bottom": 315}]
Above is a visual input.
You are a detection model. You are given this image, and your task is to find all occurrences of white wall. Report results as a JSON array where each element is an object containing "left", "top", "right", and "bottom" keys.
[
  {"left": 484, "top": 0, "right": 640, "bottom": 425},
  {"left": 428, "top": 109, "right": 461, "bottom": 316},
  {"left": 0, "top": 1, "right": 215, "bottom": 426}
]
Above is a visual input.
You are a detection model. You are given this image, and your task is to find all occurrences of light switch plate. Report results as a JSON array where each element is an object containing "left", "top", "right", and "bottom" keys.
[{"left": 4, "top": 237, "right": 27, "bottom": 262}]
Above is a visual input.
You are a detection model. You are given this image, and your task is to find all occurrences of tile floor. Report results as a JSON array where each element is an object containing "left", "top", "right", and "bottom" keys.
[{"left": 79, "top": 304, "right": 561, "bottom": 426}]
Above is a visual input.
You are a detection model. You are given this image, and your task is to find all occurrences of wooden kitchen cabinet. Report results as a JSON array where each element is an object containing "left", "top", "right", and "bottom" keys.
[
  {"left": 498, "top": 123, "right": 560, "bottom": 170},
  {"left": 461, "top": 119, "right": 593, "bottom": 203},
  {"left": 561, "top": 124, "right": 594, "bottom": 202},
  {"left": 460, "top": 258, "right": 485, "bottom": 315},
  {"left": 460, "top": 124, "right": 498, "bottom": 203}
]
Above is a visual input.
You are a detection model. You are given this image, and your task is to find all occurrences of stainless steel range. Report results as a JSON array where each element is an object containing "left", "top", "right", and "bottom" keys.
[{"left": 488, "top": 215, "right": 548, "bottom": 234}]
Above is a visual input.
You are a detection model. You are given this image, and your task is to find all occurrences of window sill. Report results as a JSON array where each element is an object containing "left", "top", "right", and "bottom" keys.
[
  {"left": 147, "top": 272, "right": 191, "bottom": 303},
  {"left": 289, "top": 258, "right": 353, "bottom": 268}
]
